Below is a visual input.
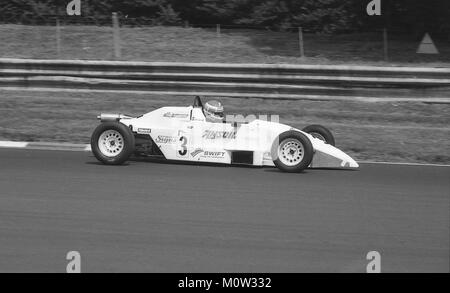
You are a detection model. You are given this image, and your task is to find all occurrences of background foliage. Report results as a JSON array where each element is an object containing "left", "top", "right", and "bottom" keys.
[{"left": 0, "top": 0, "right": 448, "bottom": 34}]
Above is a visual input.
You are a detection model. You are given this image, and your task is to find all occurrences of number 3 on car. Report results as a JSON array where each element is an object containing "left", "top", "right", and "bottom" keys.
[{"left": 177, "top": 136, "right": 188, "bottom": 157}]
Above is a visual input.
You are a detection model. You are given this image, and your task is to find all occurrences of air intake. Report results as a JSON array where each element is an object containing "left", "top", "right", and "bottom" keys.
[{"left": 231, "top": 151, "right": 253, "bottom": 165}]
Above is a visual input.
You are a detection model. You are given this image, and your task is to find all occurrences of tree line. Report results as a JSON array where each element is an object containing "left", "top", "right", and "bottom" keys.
[{"left": 0, "top": 0, "right": 448, "bottom": 34}]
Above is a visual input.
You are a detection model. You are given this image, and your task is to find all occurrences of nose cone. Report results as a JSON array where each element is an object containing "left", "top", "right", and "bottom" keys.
[
  {"left": 309, "top": 140, "right": 359, "bottom": 169},
  {"left": 342, "top": 158, "right": 359, "bottom": 168}
]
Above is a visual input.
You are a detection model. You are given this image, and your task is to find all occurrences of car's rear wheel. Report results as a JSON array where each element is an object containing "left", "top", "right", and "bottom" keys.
[
  {"left": 91, "top": 122, "right": 135, "bottom": 165},
  {"left": 302, "top": 124, "right": 335, "bottom": 146},
  {"left": 271, "top": 131, "right": 313, "bottom": 173}
]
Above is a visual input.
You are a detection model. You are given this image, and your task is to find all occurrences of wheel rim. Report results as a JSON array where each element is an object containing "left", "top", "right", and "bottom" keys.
[
  {"left": 98, "top": 130, "right": 124, "bottom": 157},
  {"left": 278, "top": 138, "right": 304, "bottom": 166},
  {"left": 310, "top": 132, "right": 326, "bottom": 142}
]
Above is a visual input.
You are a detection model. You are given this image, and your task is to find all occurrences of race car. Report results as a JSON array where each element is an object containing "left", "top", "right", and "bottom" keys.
[{"left": 90, "top": 96, "right": 358, "bottom": 172}]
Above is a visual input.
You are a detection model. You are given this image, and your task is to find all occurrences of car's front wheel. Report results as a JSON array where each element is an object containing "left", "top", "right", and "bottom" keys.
[
  {"left": 271, "top": 131, "right": 314, "bottom": 173},
  {"left": 91, "top": 122, "right": 135, "bottom": 165}
]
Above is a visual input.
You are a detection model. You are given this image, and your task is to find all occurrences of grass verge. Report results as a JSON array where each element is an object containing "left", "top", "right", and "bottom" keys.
[{"left": 0, "top": 25, "right": 449, "bottom": 66}]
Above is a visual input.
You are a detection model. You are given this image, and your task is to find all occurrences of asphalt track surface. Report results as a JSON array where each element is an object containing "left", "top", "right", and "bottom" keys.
[{"left": 0, "top": 148, "right": 448, "bottom": 273}]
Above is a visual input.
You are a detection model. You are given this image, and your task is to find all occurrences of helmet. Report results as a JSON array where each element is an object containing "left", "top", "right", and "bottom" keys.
[{"left": 204, "top": 100, "right": 224, "bottom": 123}]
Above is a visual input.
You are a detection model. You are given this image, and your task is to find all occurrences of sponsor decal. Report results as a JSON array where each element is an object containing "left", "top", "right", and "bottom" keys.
[
  {"left": 137, "top": 128, "right": 151, "bottom": 134},
  {"left": 155, "top": 135, "right": 177, "bottom": 144},
  {"left": 163, "top": 112, "right": 189, "bottom": 119},
  {"left": 203, "top": 151, "right": 226, "bottom": 158},
  {"left": 190, "top": 148, "right": 203, "bottom": 158},
  {"left": 191, "top": 148, "right": 226, "bottom": 159},
  {"left": 202, "top": 130, "right": 236, "bottom": 139}
]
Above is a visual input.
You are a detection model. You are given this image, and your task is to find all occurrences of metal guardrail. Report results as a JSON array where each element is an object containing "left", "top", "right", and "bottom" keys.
[{"left": 0, "top": 58, "right": 449, "bottom": 100}]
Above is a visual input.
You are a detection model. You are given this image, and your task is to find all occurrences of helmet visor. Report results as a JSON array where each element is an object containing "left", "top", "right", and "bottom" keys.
[{"left": 205, "top": 108, "right": 223, "bottom": 119}]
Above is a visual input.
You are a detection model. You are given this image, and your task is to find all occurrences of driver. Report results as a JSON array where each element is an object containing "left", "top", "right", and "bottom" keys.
[{"left": 204, "top": 100, "right": 224, "bottom": 123}]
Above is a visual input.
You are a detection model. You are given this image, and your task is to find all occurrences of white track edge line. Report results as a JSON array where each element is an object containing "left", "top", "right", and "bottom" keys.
[
  {"left": 0, "top": 141, "right": 449, "bottom": 167},
  {"left": 358, "top": 161, "right": 450, "bottom": 167},
  {"left": 1, "top": 87, "right": 450, "bottom": 103}
]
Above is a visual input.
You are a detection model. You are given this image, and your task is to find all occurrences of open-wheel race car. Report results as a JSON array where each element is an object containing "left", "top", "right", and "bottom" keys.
[{"left": 90, "top": 96, "right": 358, "bottom": 172}]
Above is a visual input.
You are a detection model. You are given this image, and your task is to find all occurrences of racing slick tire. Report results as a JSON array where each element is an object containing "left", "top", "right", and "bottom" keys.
[
  {"left": 91, "top": 122, "right": 135, "bottom": 165},
  {"left": 271, "top": 130, "right": 314, "bottom": 173},
  {"left": 302, "top": 124, "right": 335, "bottom": 146}
]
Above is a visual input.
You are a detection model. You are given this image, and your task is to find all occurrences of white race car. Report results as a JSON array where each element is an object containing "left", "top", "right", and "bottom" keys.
[{"left": 91, "top": 96, "right": 358, "bottom": 172}]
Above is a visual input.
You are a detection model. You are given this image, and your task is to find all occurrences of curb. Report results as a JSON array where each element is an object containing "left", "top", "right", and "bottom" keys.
[
  {"left": 0, "top": 141, "right": 91, "bottom": 152},
  {"left": 1, "top": 140, "right": 449, "bottom": 167}
]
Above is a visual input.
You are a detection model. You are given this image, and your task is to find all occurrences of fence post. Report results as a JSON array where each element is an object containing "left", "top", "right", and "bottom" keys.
[
  {"left": 298, "top": 27, "right": 305, "bottom": 58},
  {"left": 56, "top": 18, "right": 61, "bottom": 58},
  {"left": 216, "top": 24, "right": 221, "bottom": 58},
  {"left": 383, "top": 27, "right": 389, "bottom": 62},
  {"left": 112, "top": 12, "right": 121, "bottom": 59},
  {"left": 216, "top": 24, "right": 221, "bottom": 38}
]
